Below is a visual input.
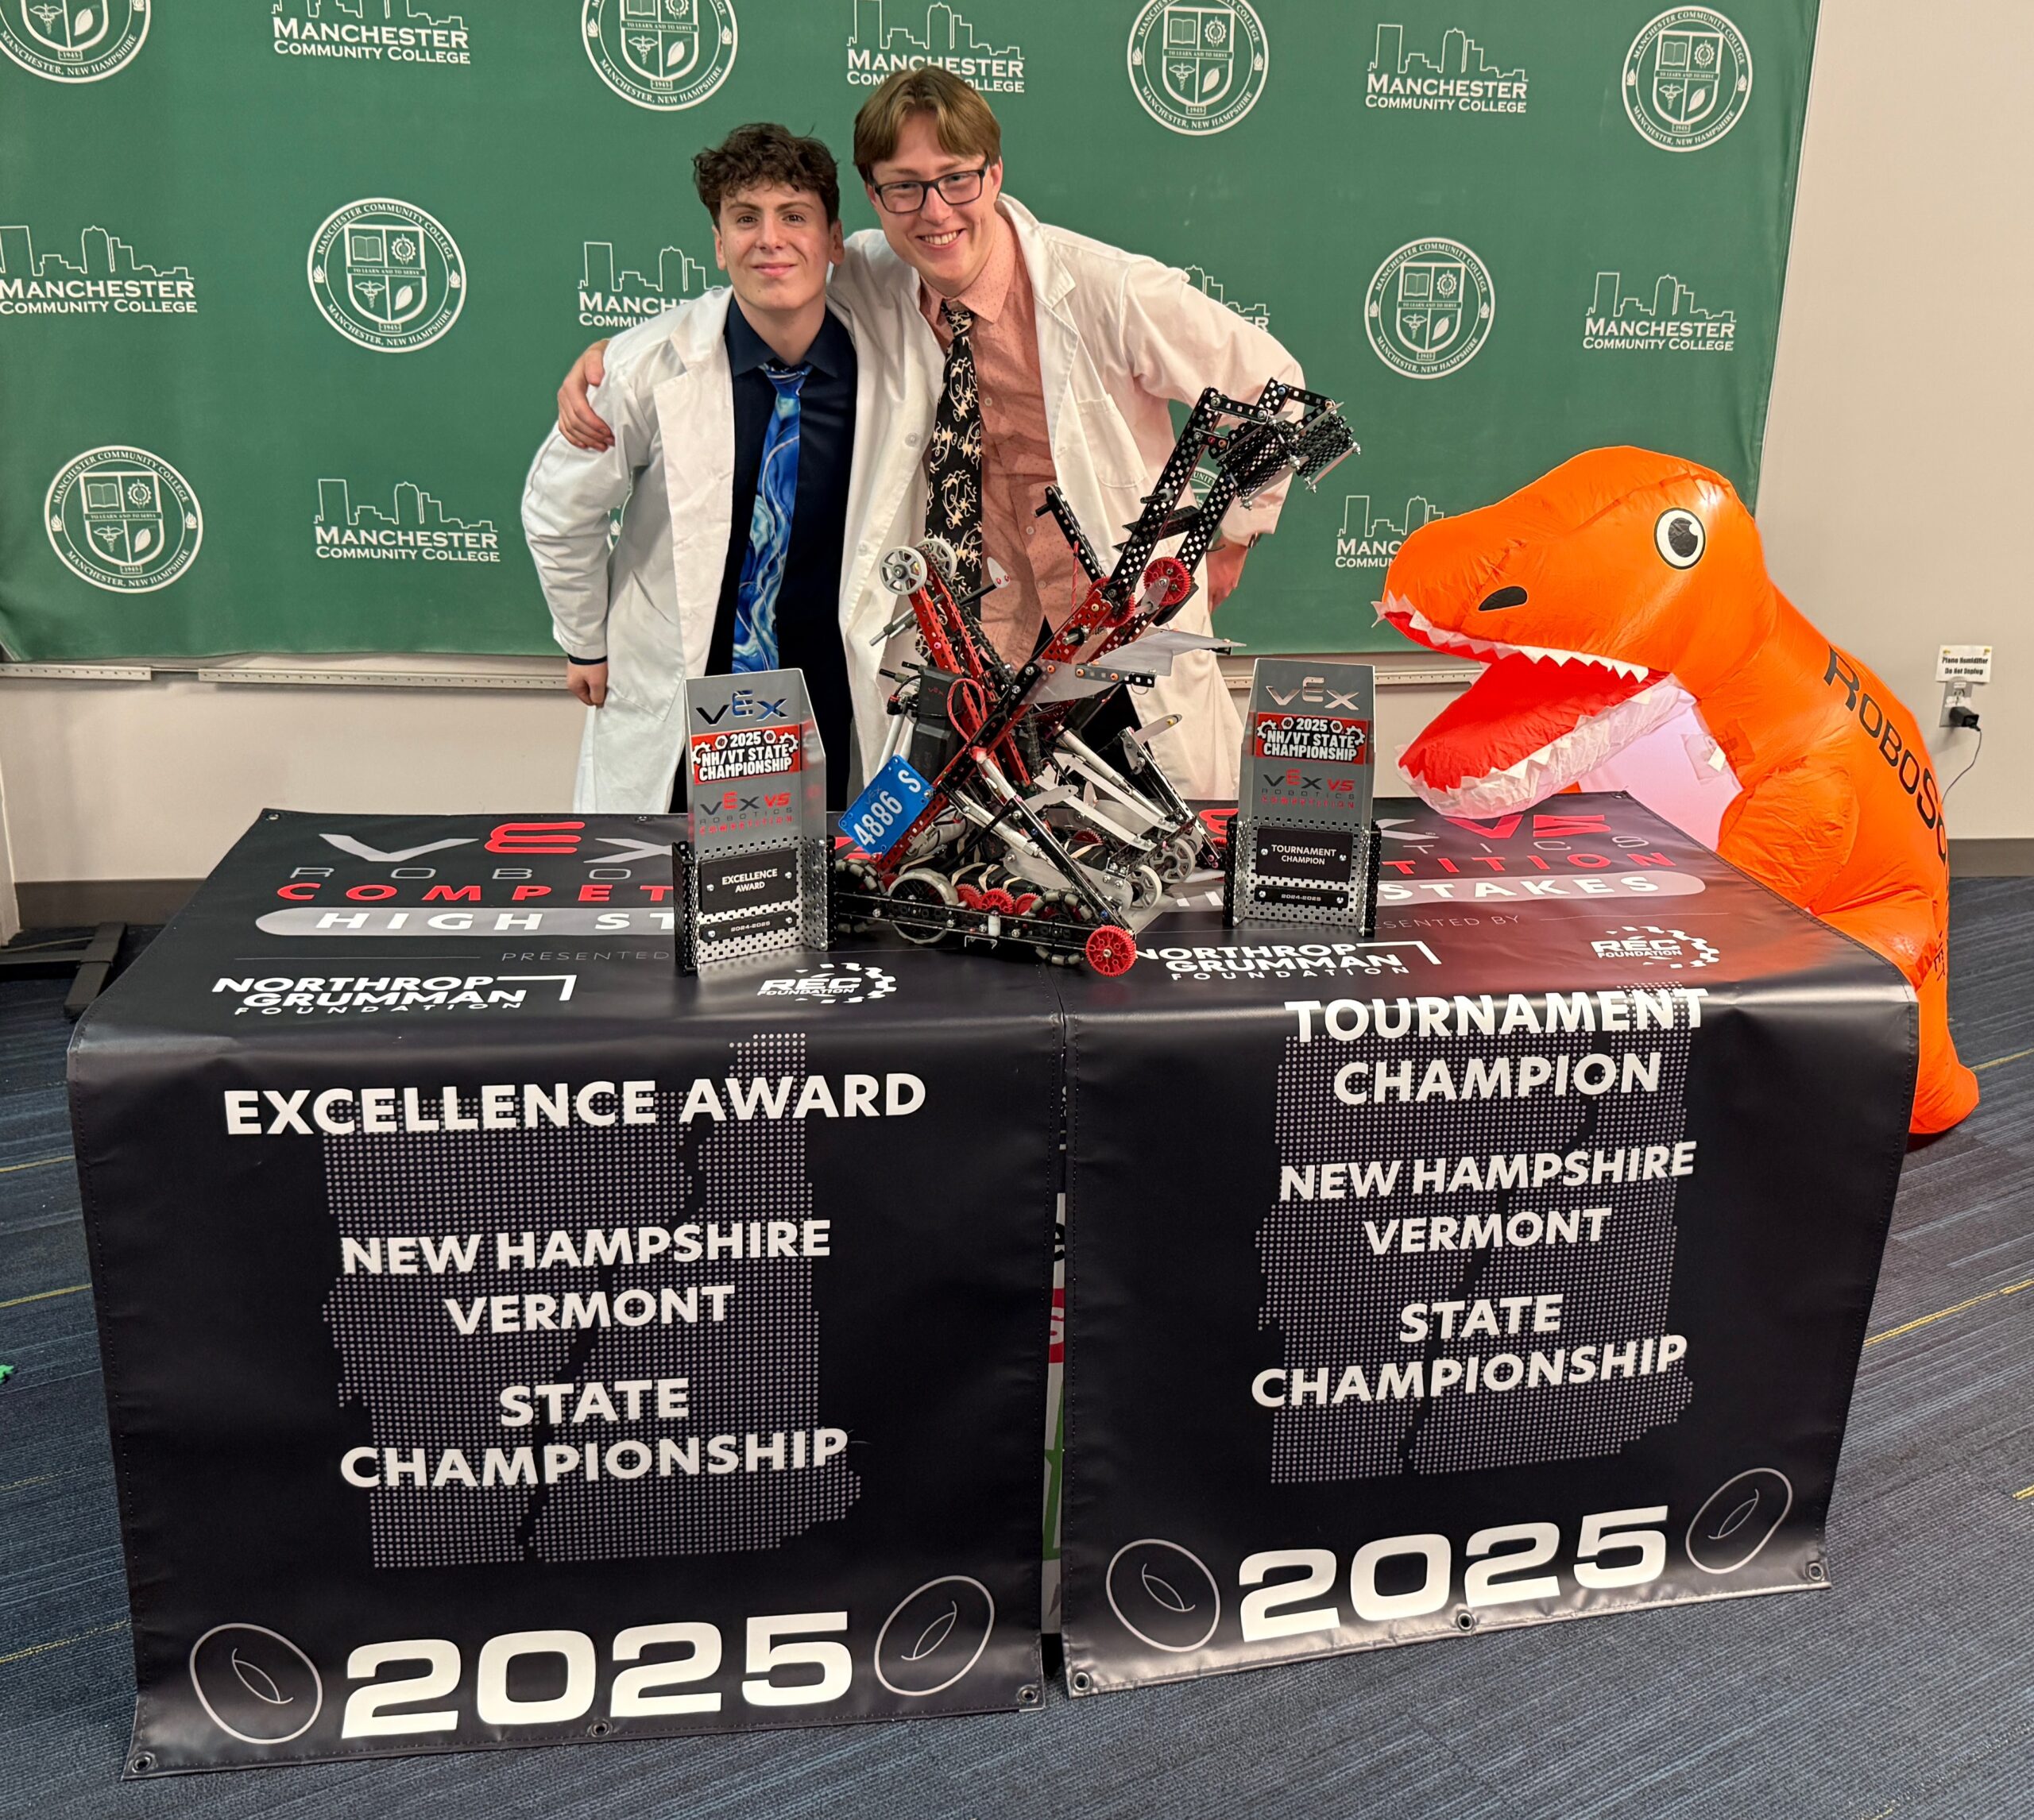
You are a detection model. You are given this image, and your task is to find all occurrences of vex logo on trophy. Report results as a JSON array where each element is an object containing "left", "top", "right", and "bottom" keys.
[
  {"left": 0, "top": 222, "right": 197, "bottom": 318},
  {"left": 845, "top": 1, "right": 1023, "bottom": 94},
  {"left": 45, "top": 446, "right": 202, "bottom": 593},
  {"left": 1623, "top": 7, "right": 1752, "bottom": 153},
  {"left": 307, "top": 199, "right": 465, "bottom": 353},
  {"left": 1584, "top": 270, "right": 1737, "bottom": 354},
  {"left": 1365, "top": 238, "right": 1494, "bottom": 380},
  {"left": 0, "top": 0, "right": 149, "bottom": 83},
  {"left": 582, "top": 0, "right": 737, "bottom": 111},
  {"left": 1126, "top": 0, "right": 1267, "bottom": 137}
]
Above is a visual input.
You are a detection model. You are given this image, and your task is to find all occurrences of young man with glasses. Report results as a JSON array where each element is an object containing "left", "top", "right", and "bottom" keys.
[{"left": 555, "top": 69, "right": 1308, "bottom": 802}]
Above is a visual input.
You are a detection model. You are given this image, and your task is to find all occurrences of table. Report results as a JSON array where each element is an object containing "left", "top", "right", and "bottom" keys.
[{"left": 69, "top": 796, "right": 1912, "bottom": 1772}]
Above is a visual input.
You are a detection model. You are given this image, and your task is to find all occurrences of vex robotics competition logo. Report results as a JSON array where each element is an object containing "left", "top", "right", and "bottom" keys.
[
  {"left": 1127, "top": 0, "right": 1266, "bottom": 137},
  {"left": 307, "top": 199, "right": 464, "bottom": 353},
  {"left": 583, "top": 0, "right": 737, "bottom": 111},
  {"left": 45, "top": 446, "right": 200, "bottom": 593},
  {"left": 1365, "top": 238, "right": 1494, "bottom": 379},
  {"left": 1623, "top": 7, "right": 1752, "bottom": 153},
  {"left": 0, "top": 0, "right": 148, "bottom": 82}
]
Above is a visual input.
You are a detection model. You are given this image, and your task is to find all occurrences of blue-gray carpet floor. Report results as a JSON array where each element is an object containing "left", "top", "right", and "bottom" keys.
[{"left": 2, "top": 891, "right": 2029, "bottom": 1818}]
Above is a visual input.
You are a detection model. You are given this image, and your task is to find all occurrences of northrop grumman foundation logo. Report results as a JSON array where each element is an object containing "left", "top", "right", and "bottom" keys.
[
  {"left": 45, "top": 446, "right": 201, "bottom": 593},
  {"left": 1622, "top": 8, "right": 1752, "bottom": 153},
  {"left": 1127, "top": 0, "right": 1267, "bottom": 136},
  {"left": 845, "top": 1, "right": 1023, "bottom": 94},
  {"left": 1367, "top": 22, "right": 1526, "bottom": 116},
  {"left": 270, "top": 1, "right": 474, "bottom": 71},
  {"left": 1365, "top": 238, "right": 1494, "bottom": 379},
  {"left": 0, "top": 0, "right": 149, "bottom": 82},
  {"left": 583, "top": 0, "right": 737, "bottom": 111},
  {"left": 307, "top": 199, "right": 465, "bottom": 352},
  {"left": 1584, "top": 270, "right": 1736, "bottom": 353}
]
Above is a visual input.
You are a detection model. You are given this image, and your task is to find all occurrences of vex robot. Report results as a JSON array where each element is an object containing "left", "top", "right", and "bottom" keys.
[{"left": 831, "top": 380, "right": 1355, "bottom": 974}]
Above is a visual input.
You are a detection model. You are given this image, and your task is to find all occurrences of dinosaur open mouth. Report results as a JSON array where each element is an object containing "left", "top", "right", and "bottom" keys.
[{"left": 1383, "top": 596, "right": 1688, "bottom": 817}]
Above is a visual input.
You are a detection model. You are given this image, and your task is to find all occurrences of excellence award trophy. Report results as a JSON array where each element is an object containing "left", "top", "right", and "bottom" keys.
[
  {"left": 1226, "top": 658, "right": 1380, "bottom": 935},
  {"left": 674, "top": 668, "right": 831, "bottom": 972}
]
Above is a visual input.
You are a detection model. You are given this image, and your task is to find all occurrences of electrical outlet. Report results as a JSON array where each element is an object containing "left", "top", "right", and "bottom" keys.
[{"left": 1937, "top": 646, "right": 1990, "bottom": 728}]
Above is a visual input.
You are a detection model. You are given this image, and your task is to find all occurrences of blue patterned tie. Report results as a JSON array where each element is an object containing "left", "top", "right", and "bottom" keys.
[{"left": 730, "top": 363, "right": 809, "bottom": 672}]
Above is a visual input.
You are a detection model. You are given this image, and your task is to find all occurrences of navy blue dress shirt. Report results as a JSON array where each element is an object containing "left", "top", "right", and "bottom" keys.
[{"left": 696, "top": 300, "right": 857, "bottom": 809}]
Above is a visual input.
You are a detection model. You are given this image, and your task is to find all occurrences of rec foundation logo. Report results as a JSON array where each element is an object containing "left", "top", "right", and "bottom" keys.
[
  {"left": 1127, "top": 0, "right": 1267, "bottom": 137},
  {"left": 577, "top": 237, "right": 708, "bottom": 330},
  {"left": 1365, "top": 238, "right": 1494, "bottom": 379},
  {"left": 1334, "top": 492, "right": 1443, "bottom": 570},
  {"left": 845, "top": 1, "right": 1023, "bottom": 94},
  {"left": 45, "top": 446, "right": 201, "bottom": 593},
  {"left": 0, "top": 0, "right": 149, "bottom": 82},
  {"left": 269, "top": 1, "right": 473, "bottom": 70},
  {"left": 583, "top": 0, "right": 737, "bottom": 110},
  {"left": 1622, "top": 8, "right": 1752, "bottom": 153},
  {"left": 1584, "top": 271, "right": 1735, "bottom": 353},
  {"left": 0, "top": 223, "right": 196, "bottom": 318},
  {"left": 1367, "top": 22, "right": 1526, "bottom": 116},
  {"left": 307, "top": 199, "right": 464, "bottom": 353},
  {"left": 314, "top": 477, "right": 500, "bottom": 564},
  {"left": 1591, "top": 925, "right": 1719, "bottom": 969},
  {"left": 755, "top": 960, "right": 898, "bottom": 1006}
]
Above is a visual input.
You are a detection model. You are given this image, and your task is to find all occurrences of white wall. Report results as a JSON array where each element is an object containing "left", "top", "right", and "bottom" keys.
[
  {"left": 1755, "top": 0, "right": 2030, "bottom": 840},
  {"left": 1, "top": 0, "right": 2027, "bottom": 898}
]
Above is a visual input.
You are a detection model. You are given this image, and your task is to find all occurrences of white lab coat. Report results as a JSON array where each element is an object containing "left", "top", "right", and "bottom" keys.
[{"left": 522, "top": 195, "right": 1299, "bottom": 808}]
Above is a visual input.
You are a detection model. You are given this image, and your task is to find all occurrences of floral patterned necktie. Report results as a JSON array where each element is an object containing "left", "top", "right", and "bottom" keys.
[
  {"left": 926, "top": 301, "right": 984, "bottom": 597},
  {"left": 730, "top": 362, "right": 809, "bottom": 671}
]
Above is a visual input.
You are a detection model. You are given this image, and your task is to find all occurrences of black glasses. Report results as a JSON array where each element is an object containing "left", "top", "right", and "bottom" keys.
[{"left": 869, "top": 166, "right": 991, "bottom": 215}]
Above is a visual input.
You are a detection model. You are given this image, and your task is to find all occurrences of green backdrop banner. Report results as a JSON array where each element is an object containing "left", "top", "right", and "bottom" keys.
[{"left": 0, "top": 1, "right": 1818, "bottom": 663}]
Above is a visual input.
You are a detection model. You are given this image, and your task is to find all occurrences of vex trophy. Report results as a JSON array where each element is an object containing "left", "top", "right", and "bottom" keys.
[
  {"left": 1226, "top": 658, "right": 1380, "bottom": 936},
  {"left": 674, "top": 669, "right": 831, "bottom": 972}
]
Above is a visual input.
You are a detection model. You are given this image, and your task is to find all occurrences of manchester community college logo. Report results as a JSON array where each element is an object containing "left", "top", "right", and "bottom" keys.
[
  {"left": 1185, "top": 263, "right": 1268, "bottom": 328},
  {"left": 307, "top": 199, "right": 465, "bottom": 352},
  {"left": 1623, "top": 8, "right": 1752, "bottom": 153},
  {"left": 0, "top": 0, "right": 148, "bottom": 82},
  {"left": 1335, "top": 492, "right": 1444, "bottom": 570},
  {"left": 1367, "top": 22, "right": 1526, "bottom": 116},
  {"left": 583, "top": 0, "right": 737, "bottom": 111},
  {"left": 1365, "top": 238, "right": 1494, "bottom": 379},
  {"left": 270, "top": 0, "right": 474, "bottom": 70},
  {"left": 45, "top": 446, "right": 201, "bottom": 593},
  {"left": 578, "top": 237, "right": 707, "bottom": 330},
  {"left": 845, "top": 1, "right": 1023, "bottom": 94},
  {"left": 314, "top": 477, "right": 500, "bottom": 563},
  {"left": 1127, "top": 0, "right": 1267, "bottom": 137},
  {"left": 1584, "top": 270, "right": 1736, "bottom": 353},
  {"left": 0, "top": 222, "right": 195, "bottom": 317}
]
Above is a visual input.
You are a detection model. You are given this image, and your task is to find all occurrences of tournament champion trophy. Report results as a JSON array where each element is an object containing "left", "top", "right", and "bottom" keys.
[
  {"left": 673, "top": 668, "right": 831, "bottom": 972},
  {"left": 1226, "top": 658, "right": 1381, "bottom": 935}
]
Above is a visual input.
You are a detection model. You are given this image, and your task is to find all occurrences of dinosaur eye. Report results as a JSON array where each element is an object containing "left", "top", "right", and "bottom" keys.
[
  {"left": 1478, "top": 585, "right": 1528, "bottom": 612},
  {"left": 1655, "top": 509, "right": 1704, "bottom": 569}
]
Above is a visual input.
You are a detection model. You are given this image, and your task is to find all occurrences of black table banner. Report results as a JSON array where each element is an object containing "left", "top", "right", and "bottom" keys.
[
  {"left": 71, "top": 813, "right": 1062, "bottom": 1773},
  {"left": 1059, "top": 797, "right": 1916, "bottom": 1692}
]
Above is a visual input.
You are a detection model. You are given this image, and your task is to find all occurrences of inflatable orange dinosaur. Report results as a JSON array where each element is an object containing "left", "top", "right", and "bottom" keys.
[{"left": 1384, "top": 446, "right": 1976, "bottom": 1134}]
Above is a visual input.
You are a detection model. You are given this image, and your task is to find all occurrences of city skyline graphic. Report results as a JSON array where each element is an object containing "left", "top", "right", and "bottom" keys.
[
  {"left": 316, "top": 477, "right": 493, "bottom": 533},
  {"left": 581, "top": 240, "right": 710, "bottom": 302},
  {"left": 280, "top": 1, "right": 467, "bottom": 25},
  {"left": 1591, "top": 272, "right": 1734, "bottom": 324},
  {"left": 848, "top": 1, "right": 1015, "bottom": 58},
  {"left": 1371, "top": 23, "right": 1522, "bottom": 79},
  {"left": 0, "top": 223, "right": 190, "bottom": 283},
  {"left": 1339, "top": 493, "right": 1444, "bottom": 540},
  {"left": 1185, "top": 264, "right": 1268, "bottom": 328}
]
